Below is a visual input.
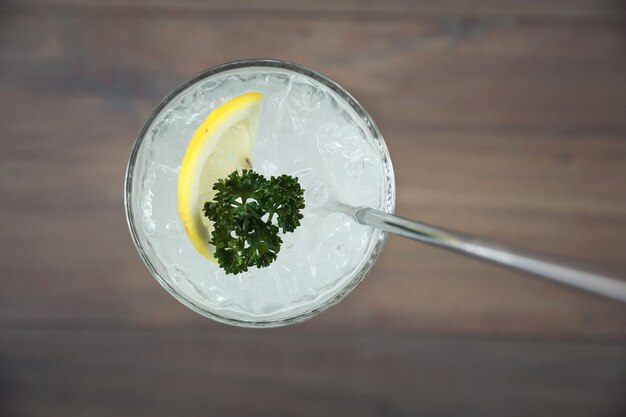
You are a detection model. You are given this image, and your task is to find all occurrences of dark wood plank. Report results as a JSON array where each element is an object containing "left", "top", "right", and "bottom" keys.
[
  {"left": 5, "top": 0, "right": 625, "bottom": 18},
  {"left": 1, "top": 10, "right": 626, "bottom": 336},
  {"left": 1, "top": 328, "right": 625, "bottom": 417}
]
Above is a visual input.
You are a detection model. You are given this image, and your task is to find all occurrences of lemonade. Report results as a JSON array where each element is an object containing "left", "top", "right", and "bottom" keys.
[{"left": 125, "top": 60, "right": 395, "bottom": 326}]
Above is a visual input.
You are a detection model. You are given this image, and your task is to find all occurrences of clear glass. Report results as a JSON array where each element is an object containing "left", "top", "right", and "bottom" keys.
[{"left": 125, "top": 59, "right": 395, "bottom": 327}]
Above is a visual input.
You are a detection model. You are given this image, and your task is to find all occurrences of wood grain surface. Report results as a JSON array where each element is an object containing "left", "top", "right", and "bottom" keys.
[
  {"left": 1, "top": 1, "right": 625, "bottom": 416},
  {"left": 6, "top": 0, "right": 626, "bottom": 18}
]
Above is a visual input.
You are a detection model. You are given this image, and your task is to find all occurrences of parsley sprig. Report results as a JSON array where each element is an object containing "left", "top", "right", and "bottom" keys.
[{"left": 203, "top": 170, "right": 305, "bottom": 274}]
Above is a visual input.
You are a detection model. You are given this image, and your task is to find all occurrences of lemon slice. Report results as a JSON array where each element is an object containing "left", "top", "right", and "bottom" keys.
[{"left": 178, "top": 92, "right": 263, "bottom": 261}]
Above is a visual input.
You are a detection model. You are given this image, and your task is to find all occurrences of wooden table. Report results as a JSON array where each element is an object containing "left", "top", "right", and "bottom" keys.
[{"left": 1, "top": 1, "right": 625, "bottom": 416}]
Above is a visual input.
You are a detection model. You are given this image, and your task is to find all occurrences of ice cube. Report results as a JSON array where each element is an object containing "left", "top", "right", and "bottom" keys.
[
  {"left": 305, "top": 181, "right": 330, "bottom": 210},
  {"left": 167, "top": 264, "right": 189, "bottom": 285},
  {"left": 345, "top": 152, "right": 367, "bottom": 178},
  {"left": 256, "top": 159, "right": 280, "bottom": 177},
  {"left": 196, "top": 80, "right": 220, "bottom": 107},
  {"left": 141, "top": 162, "right": 180, "bottom": 237},
  {"left": 307, "top": 214, "right": 370, "bottom": 283}
]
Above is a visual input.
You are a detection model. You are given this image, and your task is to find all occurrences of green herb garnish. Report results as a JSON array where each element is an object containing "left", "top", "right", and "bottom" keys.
[{"left": 203, "top": 169, "right": 305, "bottom": 274}]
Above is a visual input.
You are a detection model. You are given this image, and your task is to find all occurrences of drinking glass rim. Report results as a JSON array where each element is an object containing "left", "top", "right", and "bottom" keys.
[{"left": 124, "top": 59, "right": 396, "bottom": 327}]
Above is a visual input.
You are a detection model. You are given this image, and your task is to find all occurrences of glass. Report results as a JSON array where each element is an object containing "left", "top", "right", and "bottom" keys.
[{"left": 125, "top": 59, "right": 395, "bottom": 327}]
